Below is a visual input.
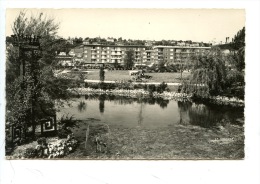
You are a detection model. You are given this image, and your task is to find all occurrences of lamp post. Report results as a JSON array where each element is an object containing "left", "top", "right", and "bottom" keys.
[{"left": 11, "top": 34, "right": 41, "bottom": 138}]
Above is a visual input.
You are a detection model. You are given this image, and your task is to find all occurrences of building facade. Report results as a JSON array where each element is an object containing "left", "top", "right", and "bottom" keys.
[
  {"left": 69, "top": 44, "right": 147, "bottom": 66},
  {"left": 65, "top": 44, "right": 211, "bottom": 67},
  {"left": 153, "top": 46, "right": 211, "bottom": 65}
]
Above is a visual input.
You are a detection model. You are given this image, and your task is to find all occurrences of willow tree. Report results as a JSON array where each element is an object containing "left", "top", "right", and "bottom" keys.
[{"left": 183, "top": 47, "right": 227, "bottom": 98}]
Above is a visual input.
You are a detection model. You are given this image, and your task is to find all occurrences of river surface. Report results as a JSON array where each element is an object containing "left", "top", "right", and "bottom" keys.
[{"left": 57, "top": 95, "right": 244, "bottom": 129}]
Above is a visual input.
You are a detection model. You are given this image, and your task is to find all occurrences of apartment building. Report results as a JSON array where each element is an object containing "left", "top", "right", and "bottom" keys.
[
  {"left": 69, "top": 44, "right": 147, "bottom": 66},
  {"left": 153, "top": 46, "right": 211, "bottom": 65},
  {"left": 66, "top": 44, "right": 211, "bottom": 67},
  {"left": 143, "top": 50, "right": 155, "bottom": 65},
  {"left": 56, "top": 52, "right": 73, "bottom": 66}
]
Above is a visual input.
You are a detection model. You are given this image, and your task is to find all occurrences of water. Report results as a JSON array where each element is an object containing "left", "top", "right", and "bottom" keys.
[{"left": 57, "top": 95, "right": 244, "bottom": 129}]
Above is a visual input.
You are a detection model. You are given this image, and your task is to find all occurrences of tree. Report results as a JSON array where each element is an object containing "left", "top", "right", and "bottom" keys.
[
  {"left": 183, "top": 47, "right": 227, "bottom": 97},
  {"left": 224, "top": 27, "right": 245, "bottom": 99},
  {"left": 6, "top": 10, "right": 73, "bottom": 138},
  {"left": 99, "top": 66, "right": 105, "bottom": 82},
  {"left": 229, "top": 27, "right": 245, "bottom": 72},
  {"left": 232, "top": 27, "right": 245, "bottom": 50},
  {"left": 124, "top": 49, "right": 135, "bottom": 70},
  {"left": 114, "top": 60, "right": 119, "bottom": 69},
  {"left": 158, "top": 60, "right": 165, "bottom": 72}
]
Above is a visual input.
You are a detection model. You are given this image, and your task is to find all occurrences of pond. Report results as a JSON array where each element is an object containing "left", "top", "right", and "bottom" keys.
[{"left": 57, "top": 94, "right": 244, "bottom": 129}]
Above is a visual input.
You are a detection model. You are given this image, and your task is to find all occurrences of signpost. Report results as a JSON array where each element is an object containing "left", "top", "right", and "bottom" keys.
[{"left": 11, "top": 34, "right": 57, "bottom": 141}]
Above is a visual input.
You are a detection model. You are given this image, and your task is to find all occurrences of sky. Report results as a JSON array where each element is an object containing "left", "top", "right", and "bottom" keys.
[{"left": 6, "top": 8, "right": 245, "bottom": 44}]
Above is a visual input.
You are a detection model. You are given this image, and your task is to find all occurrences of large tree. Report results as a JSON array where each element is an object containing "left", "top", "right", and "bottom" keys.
[
  {"left": 232, "top": 27, "right": 245, "bottom": 50},
  {"left": 224, "top": 27, "right": 245, "bottom": 99},
  {"left": 99, "top": 66, "right": 105, "bottom": 82},
  {"left": 183, "top": 47, "right": 227, "bottom": 97},
  {"left": 124, "top": 49, "right": 135, "bottom": 70},
  {"left": 229, "top": 27, "right": 245, "bottom": 72},
  {"left": 6, "top": 11, "right": 74, "bottom": 138}
]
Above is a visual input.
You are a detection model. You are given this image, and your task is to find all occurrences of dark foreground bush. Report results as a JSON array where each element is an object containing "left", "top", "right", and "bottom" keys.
[
  {"left": 58, "top": 128, "right": 72, "bottom": 139},
  {"left": 24, "top": 147, "right": 38, "bottom": 158}
]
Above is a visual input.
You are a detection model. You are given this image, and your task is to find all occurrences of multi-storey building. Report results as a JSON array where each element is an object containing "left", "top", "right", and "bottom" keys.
[
  {"left": 69, "top": 44, "right": 147, "bottom": 67},
  {"left": 143, "top": 50, "right": 155, "bottom": 65},
  {"left": 153, "top": 46, "right": 211, "bottom": 65},
  {"left": 65, "top": 44, "right": 211, "bottom": 67}
]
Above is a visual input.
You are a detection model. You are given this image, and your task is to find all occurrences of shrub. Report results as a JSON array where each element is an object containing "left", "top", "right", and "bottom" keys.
[
  {"left": 157, "top": 82, "right": 168, "bottom": 93},
  {"left": 133, "top": 84, "right": 143, "bottom": 90},
  {"left": 148, "top": 84, "right": 156, "bottom": 94},
  {"left": 59, "top": 114, "right": 77, "bottom": 129},
  {"left": 98, "top": 82, "right": 106, "bottom": 90},
  {"left": 24, "top": 147, "right": 38, "bottom": 158},
  {"left": 37, "top": 137, "right": 47, "bottom": 146},
  {"left": 58, "top": 128, "right": 72, "bottom": 139}
]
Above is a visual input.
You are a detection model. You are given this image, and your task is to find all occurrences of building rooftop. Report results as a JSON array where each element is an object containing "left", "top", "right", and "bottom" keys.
[
  {"left": 153, "top": 45, "right": 211, "bottom": 49},
  {"left": 83, "top": 44, "right": 147, "bottom": 48}
]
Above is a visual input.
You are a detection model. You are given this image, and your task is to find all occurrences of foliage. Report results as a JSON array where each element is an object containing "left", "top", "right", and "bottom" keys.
[
  {"left": 24, "top": 147, "right": 38, "bottom": 158},
  {"left": 99, "top": 66, "right": 105, "bottom": 82},
  {"left": 156, "top": 82, "right": 168, "bottom": 93},
  {"left": 232, "top": 27, "right": 245, "bottom": 50},
  {"left": 57, "top": 114, "right": 77, "bottom": 138},
  {"left": 226, "top": 50, "right": 244, "bottom": 72},
  {"left": 224, "top": 27, "right": 245, "bottom": 99},
  {"left": 183, "top": 47, "right": 227, "bottom": 97},
  {"left": 114, "top": 60, "right": 119, "bottom": 69},
  {"left": 17, "top": 134, "right": 78, "bottom": 159},
  {"left": 6, "top": 10, "right": 75, "bottom": 139},
  {"left": 37, "top": 137, "right": 47, "bottom": 146},
  {"left": 124, "top": 49, "right": 135, "bottom": 69},
  {"left": 58, "top": 128, "right": 72, "bottom": 139},
  {"left": 158, "top": 60, "right": 166, "bottom": 72},
  {"left": 147, "top": 84, "right": 156, "bottom": 94},
  {"left": 58, "top": 114, "right": 77, "bottom": 129}
]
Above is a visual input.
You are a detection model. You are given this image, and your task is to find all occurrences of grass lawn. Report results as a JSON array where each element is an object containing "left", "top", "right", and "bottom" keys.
[
  {"left": 85, "top": 69, "right": 191, "bottom": 83},
  {"left": 66, "top": 120, "right": 244, "bottom": 160}
]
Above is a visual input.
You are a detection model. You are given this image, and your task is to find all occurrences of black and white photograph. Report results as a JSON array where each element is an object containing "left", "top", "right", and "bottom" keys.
[
  {"left": 1, "top": 1, "right": 260, "bottom": 184},
  {"left": 4, "top": 8, "right": 246, "bottom": 160}
]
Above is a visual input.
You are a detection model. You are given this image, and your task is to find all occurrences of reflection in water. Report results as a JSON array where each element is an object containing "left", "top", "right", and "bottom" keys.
[
  {"left": 70, "top": 94, "right": 244, "bottom": 128},
  {"left": 77, "top": 101, "right": 86, "bottom": 112},
  {"left": 84, "top": 94, "right": 170, "bottom": 109},
  {"left": 138, "top": 102, "right": 144, "bottom": 125},
  {"left": 156, "top": 98, "right": 169, "bottom": 109},
  {"left": 178, "top": 101, "right": 192, "bottom": 125},
  {"left": 177, "top": 101, "right": 243, "bottom": 128},
  {"left": 99, "top": 95, "right": 105, "bottom": 114}
]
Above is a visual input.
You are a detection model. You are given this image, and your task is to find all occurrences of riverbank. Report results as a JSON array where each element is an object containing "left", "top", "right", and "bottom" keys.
[
  {"left": 68, "top": 87, "right": 245, "bottom": 107},
  {"left": 65, "top": 120, "right": 244, "bottom": 159}
]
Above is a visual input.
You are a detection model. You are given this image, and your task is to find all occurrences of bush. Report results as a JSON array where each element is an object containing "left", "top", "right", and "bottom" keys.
[
  {"left": 157, "top": 82, "right": 168, "bottom": 93},
  {"left": 148, "top": 84, "right": 156, "bottom": 94},
  {"left": 24, "top": 147, "right": 38, "bottom": 158},
  {"left": 37, "top": 137, "right": 47, "bottom": 146},
  {"left": 133, "top": 84, "right": 143, "bottom": 90},
  {"left": 98, "top": 82, "right": 106, "bottom": 90},
  {"left": 58, "top": 128, "right": 72, "bottom": 139},
  {"left": 59, "top": 114, "right": 77, "bottom": 129}
]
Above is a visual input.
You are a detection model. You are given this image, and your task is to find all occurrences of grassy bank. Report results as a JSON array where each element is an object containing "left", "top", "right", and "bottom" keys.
[
  {"left": 66, "top": 120, "right": 244, "bottom": 160},
  {"left": 85, "top": 70, "right": 190, "bottom": 83}
]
